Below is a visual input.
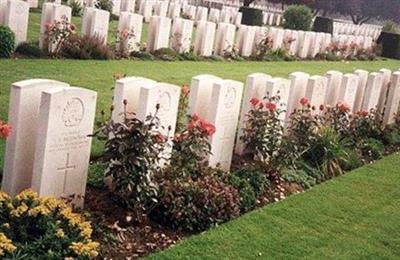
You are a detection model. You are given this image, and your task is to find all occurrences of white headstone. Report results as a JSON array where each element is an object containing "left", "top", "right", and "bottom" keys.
[
  {"left": 39, "top": 3, "right": 72, "bottom": 50},
  {"left": 167, "top": 2, "right": 180, "bottom": 19},
  {"left": 32, "top": 87, "right": 97, "bottom": 207},
  {"left": 117, "top": 12, "right": 143, "bottom": 53},
  {"left": 209, "top": 8, "right": 220, "bottom": 23},
  {"left": 188, "top": 74, "right": 222, "bottom": 118},
  {"left": 146, "top": 16, "right": 171, "bottom": 52},
  {"left": 377, "top": 69, "right": 392, "bottom": 115},
  {"left": 362, "top": 72, "right": 383, "bottom": 111},
  {"left": 353, "top": 69, "right": 369, "bottom": 112},
  {"left": 213, "top": 22, "right": 235, "bottom": 56},
  {"left": 170, "top": 18, "right": 194, "bottom": 53},
  {"left": 136, "top": 82, "right": 181, "bottom": 157},
  {"left": 120, "top": 0, "right": 135, "bottom": 12},
  {"left": 154, "top": 0, "right": 168, "bottom": 17},
  {"left": 285, "top": 72, "right": 310, "bottom": 121},
  {"left": 383, "top": 72, "right": 400, "bottom": 125},
  {"left": 207, "top": 80, "right": 243, "bottom": 170},
  {"left": 111, "top": 0, "right": 121, "bottom": 15},
  {"left": 266, "top": 77, "right": 291, "bottom": 121},
  {"left": 2, "top": 80, "right": 69, "bottom": 197},
  {"left": 235, "top": 73, "right": 271, "bottom": 155},
  {"left": 194, "top": 21, "right": 216, "bottom": 56},
  {"left": 111, "top": 77, "right": 157, "bottom": 123},
  {"left": 195, "top": 6, "right": 207, "bottom": 22},
  {"left": 305, "top": 76, "right": 328, "bottom": 109},
  {"left": 82, "top": 7, "right": 110, "bottom": 45},
  {"left": 325, "top": 70, "right": 343, "bottom": 106},
  {"left": 2, "top": 0, "right": 29, "bottom": 44},
  {"left": 338, "top": 74, "right": 359, "bottom": 111},
  {"left": 236, "top": 25, "right": 256, "bottom": 57}
]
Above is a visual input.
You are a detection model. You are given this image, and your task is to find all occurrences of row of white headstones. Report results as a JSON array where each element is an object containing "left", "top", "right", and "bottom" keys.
[
  {"left": 38, "top": 3, "right": 375, "bottom": 58},
  {"left": 333, "top": 21, "right": 382, "bottom": 40},
  {"left": 2, "top": 68, "right": 400, "bottom": 207}
]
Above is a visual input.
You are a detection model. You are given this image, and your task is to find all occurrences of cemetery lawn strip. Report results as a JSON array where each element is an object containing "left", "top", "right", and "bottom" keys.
[
  {"left": 0, "top": 59, "right": 399, "bottom": 170},
  {"left": 148, "top": 152, "right": 400, "bottom": 259}
]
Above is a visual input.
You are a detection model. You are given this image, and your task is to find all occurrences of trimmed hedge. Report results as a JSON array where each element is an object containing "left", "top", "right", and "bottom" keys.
[
  {"left": 283, "top": 5, "right": 313, "bottom": 31},
  {"left": 312, "top": 16, "right": 333, "bottom": 34},
  {"left": 239, "top": 7, "right": 263, "bottom": 26},
  {"left": 377, "top": 32, "right": 400, "bottom": 59},
  {"left": 0, "top": 26, "right": 15, "bottom": 58}
]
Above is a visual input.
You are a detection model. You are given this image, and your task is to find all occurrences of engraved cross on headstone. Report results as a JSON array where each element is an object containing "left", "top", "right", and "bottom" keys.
[{"left": 57, "top": 153, "right": 76, "bottom": 193}]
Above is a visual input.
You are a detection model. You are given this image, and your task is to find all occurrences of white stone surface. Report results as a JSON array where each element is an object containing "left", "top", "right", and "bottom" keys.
[
  {"left": 117, "top": 12, "right": 143, "bottom": 53},
  {"left": 235, "top": 73, "right": 271, "bottom": 155},
  {"left": 146, "top": 16, "right": 171, "bottom": 52},
  {"left": 338, "top": 74, "right": 359, "bottom": 111},
  {"left": 362, "top": 72, "right": 383, "bottom": 111},
  {"left": 82, "top": 7, "right": 110, "bottom": 45},
  {"left": 32, "top": 87, "right": 97, "bottom": 207},
  {"left": 305, "top": 75, "right": 328, "bottom": 109},
  {"left": 2, "top": 80, "right": 69, "bottom": 197},
  {"left": 170, "top": 18, "right": 194, "bottom": 53},
  {"left": 111, "top": 76, "right": 157, "bottom": 123},
  {"left": 353, "top": 69, "right": 369, "bottom": 112},
  {"left": 2, "top": 0, "right": 29, "bottom": 44},
  {"left": 207, "top": 80, "right": 243, "bottom": 170},
  {"left": 285, "top": 72, "right": 310, "bottom": 122},
  {"left": 383, "top": 72, "right": 400, "bottom": 125},
  {"left": 194, "top": 21, "right": 216, "bottom": 56},
  {"left": 325, "top": 70, "right": 343, "bottom": 106},
  {"left": 213, "top": 22, "right": 236, "bottom": 56}
]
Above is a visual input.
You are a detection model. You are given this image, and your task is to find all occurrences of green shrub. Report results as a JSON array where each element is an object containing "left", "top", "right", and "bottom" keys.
[
  {"left": 152, "top": 48, "right": 178, "bottom": 61},
  {"left": 283, "top": 5, "right": 313, "bottom": 31},
  {"left": 93, "top": 106, "right": 166, "bottom": 212},
  {"left": 382, "top": 20, "right": 400, "bottom": 34},
  {"left": 341, "top": 148, "right": 364, "bottom": 171},
  {"left": 61, "top": 34, "right": 115, "bottom": 60},
  {"left": 312, "top": 16, "right": 333, "bottom": 34},
  {"left": 152, "top": 173, "right": 241, "bottom": 231},
  {"left": 232, "top": 168, "right": 269, "bottom": 196},
  {"left": 0, "top": 189, "right": 99, "bottom": 259},
  {"left": 302, "top": 127, "right": 350, "bottom": 179},
  {"left": 359, "top": 138, "right": 385, "bottom": 161},
  {"left": 69, "top": 0, "right": 83, "bottom": 17},
  {"left": 227, "top": 174, "right": 256, "bottom": 212},
  {"left": 239, "top": 7, "right": 263, "bottom": 26},
  {"left": 131, "top": 51, "right": 155, "bottom": 60},
  {"left": 178, "top": 51, "right": 200, "bottom": 61},
  {"left": 87, "top": 162, "right": 107, "bottom": 188},
  {"left": 95, "top": 0, "right": 113, "bottom": 13},
  {"left": 282, "top": 169, "right": 317, "bottom": 189},
  {"left": 15, "top": 42, "right": 42, "bottom": 58},
  {"left": 209, "top": 55, "right": 224, "bottom": 61},
  {"left": 0, "top": 26, "right": 15, "bottom": 58}
]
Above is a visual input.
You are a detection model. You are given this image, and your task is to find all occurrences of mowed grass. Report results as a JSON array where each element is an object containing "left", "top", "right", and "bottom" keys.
[
  {"left": 0, "top": 59, "right": 399, "bottom": 168},
  {"left": 149, "top": 152, "right": 400, "bottom": 259}
]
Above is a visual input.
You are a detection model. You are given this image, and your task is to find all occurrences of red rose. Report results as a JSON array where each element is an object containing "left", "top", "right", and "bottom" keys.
[
  {"left": 0, "top": 123, "right": 12, "bottom": 139},
  {"left": 191, "top": 113, "right": 199, "bottom": 122},
  {"left": 265, "top": 102, "right": 277, "bottom": 112},
  {"left": 250, "top": 97, "right": 261, "bottom": 107},
  {"left": 357, "top": 110, "right": 369, "bottom": 117},
  {"left": 154, "top": 132, "right": 166, "bottom": 144},
  {"left": 200, "top": 119, "right": 216, "bottom": 137},
  {"left": 338, "top": 102, "right": 350, "bottom": 113},
  {"left": 69, "top": 23, "right": 76, "bottom": 32},
  {"left": 299, "top": 97, "right": 309, "bottom": 106}
]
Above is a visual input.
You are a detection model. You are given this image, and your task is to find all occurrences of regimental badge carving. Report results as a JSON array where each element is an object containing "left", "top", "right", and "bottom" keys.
[
  {"left": 157, "top": 91, "right": 171, "bottom": 116},
  {"left": 62, "top": 98, "right": 85, "bottom": 127},
  {"left": 224, "top": 86, "right": 236, "bottom": 109},
  {"left": 16, "top": 3, "right": 25, "bottom": 15}
]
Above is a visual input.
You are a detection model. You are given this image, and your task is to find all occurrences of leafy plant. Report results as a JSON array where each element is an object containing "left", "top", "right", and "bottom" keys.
[
  {"left": 171, "top": 113, "right": 215, "bottom": 178},
  {"left": 283, "top": 5, "right": 313, "bottom": 31},
  {"left": 130, "top": 51, "right": 155, "bottom": 60},
  {"left": 61, "top": 34, "right": 115, "bottom": 60},
  {"left": 94, "top": 104, "right": 167, "bottom": 213},
  {"left": 241, "top": 95, "right": 288, "bottom": 173},
  {"left": 302, "top": 126, "right": 350, "bottom": 179},
  {"left": 151, "top": 171, "right": 240, "bottom": 231},
  {"left": 0, "top": 26, "right": 15, "bottom": 58},
  {"left": 383, "top": 20, "right": 400, "bottom": 34},
  {"left": 282, "top": 168, "right": 317, "bottom": 189},
  {"left": 15, "top": 41, "right": 42, "bottom": 58},
  {"left": 152, "top": 48, "right": 179, "bottom": 61},
  {"left": 175, "top": 85, "right": 190, "bottom": 133},
  {"left": 358, "top": 138, "right": 385, "bottom": 161},
  {"left": 69, "top": 0, "right": 83, "bottom": 17},
  {"left": 227, "top": 174, "right": 256, "bottom": 212},
  {"left": 95, "top": 0, "right": 113, "bottom": 13},
  {"left": 45, "top": 15, "right": 76, "bottom": 55},
  {"left": 0, "top": 190, "right": 99, "bottom": 259},
  {"left": 232, "top": 167, "right": 269, "bottom": 196}
]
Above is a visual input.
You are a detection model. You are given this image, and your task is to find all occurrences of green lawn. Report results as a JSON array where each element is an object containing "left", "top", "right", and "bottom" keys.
[
  {"left": 149, "top": 152, "right": 400, "bottom": 259},
  {"left": 0, "top": 59, "right": 399, "bottom": 169}
]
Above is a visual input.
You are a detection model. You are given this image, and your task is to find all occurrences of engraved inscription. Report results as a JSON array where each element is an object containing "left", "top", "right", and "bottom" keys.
[
  {"left": 157, "top": 91, "right": 171, "bottom": 116},
  {"left": 224, "top": 87, "right": 236, "bottom": 109},
  {"left": 62, "top": 98, "right": 84, "bottom": 127}
]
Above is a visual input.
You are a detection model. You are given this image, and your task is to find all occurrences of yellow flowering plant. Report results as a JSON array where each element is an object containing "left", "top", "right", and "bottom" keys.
[{"left": 0, "top": 189, "right": 99, "bottom": 259}]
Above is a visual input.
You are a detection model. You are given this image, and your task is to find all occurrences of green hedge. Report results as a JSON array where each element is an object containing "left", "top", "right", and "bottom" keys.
[
  {"left": 378, "top": 32, "right": 400, "bottom": 59},
  {"left": 239, "top": 7, "right": 263, "bottom": 26},
  {"left": 312, "top": 16, "right": 333, "bottom": 34}
]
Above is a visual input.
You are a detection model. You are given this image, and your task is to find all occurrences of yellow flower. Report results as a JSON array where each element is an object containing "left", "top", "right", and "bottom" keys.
[
  {"left": 10, "top": 202, "right": 29, "bottom": 217},
  {"left": 0, "top": 191, "right": 10, "bottom": 202},
  {"left": 69, "top": 240, "right": 99, "bottom": 258},
  {"left": 79, "top": 222, "right": 93, "bottom": 239},
  {"left": 0, "top": 232, "right": 16, "bottom": 257},
  {"left": 15, "top": 189, "right": 38, "bottom": 202},
  {"left": 56, "top": 228, "right": 65, "bottom": 238}
]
